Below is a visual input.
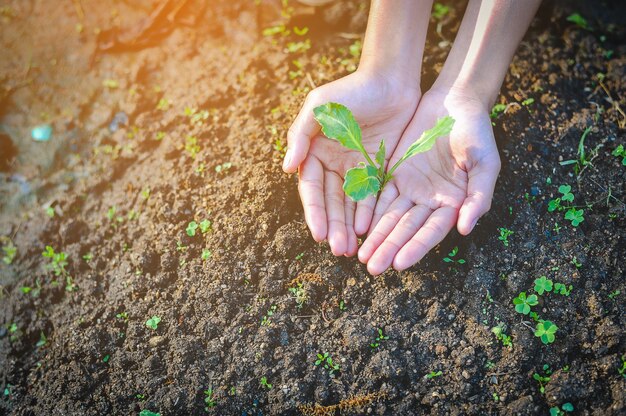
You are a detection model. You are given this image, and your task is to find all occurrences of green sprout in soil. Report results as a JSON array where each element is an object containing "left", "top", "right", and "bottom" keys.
[
  {"left": 288, "top": 282, "right": 308, "bottom": 310},
  {"left": 313, "top": 102, "right": 454, "bottom": 201},
  {"left": 534, "top": 276, "right": 553, "bottom": 295},
  {"left": 36, "top": 331, "right": 47, "bottom": 348},
  {"left": 186, "top": 219, "right": 211, "bottom": 237},
  {"left": 201, "top": 249, "right": 212, "bottom": 261},
  {"left": 338, "top": 299, "right": 347, "bottom": 311},
  {"left": 522, "top": 97, "right": 535, "bottom": 107},
  {"left": 42, "top": 246, "right": 68, "bottom": 276},
  {"left": 370, "top": 328, "right": 389, "bottom": 349},
  {"left": 431, "top": 3, "right": 450, "bottom": 20},
  {"left": 314, "top": 352, "right": 340, "bottom": 377},
  {"left": 618, "top": 355, "right": 626, "bottom": 379},
  {"left": 550, "top": 402, "right": 574, "bottom": 416},
  {"left": 443, "top": 246, "right": 465, "bottom": 264},
  {"left": 497, "top": 227, "right": 513, "bottom": 247},
  {"left": 608, "top": 289, "right": 620, "bottom": 299},
  {"left": 560, "top": 126, "right": 598, "bottom": 175},
  {"left": 566, "top": 13, "right": 589, "bottom": 30},
  {"left": 185, "top": 136, "right": 200, "bottom": 159},
  {"left": 426, "top": 370, "right": 443, "bottom": 379},
  {"left": 533, "top": 367, "right": 551, "bottom": 394},
  {"left": 490, "top": 103, "right": 506, "bottom": 125},
  {"left": 116, "top": 312, "right": 129, "bottom": 321},
  {"left": 491, "top": 323, "right": 512, "bottom": 348},
  {"left": 2, "top": 237, "right": 16, "bottom": 264},
  {"left": 203, "top": 388, "right": 216, "bottom": 409},
  {"left": 513, "top": 292, "right": 538, "bottom": 315},
  {"left": 535, "top": 320, "right": 558, "bottom": 344},
  {"left": 564, "top": 208, "right": 584, "bottom": 227},
  {"left": 570, "top": 256, "right": 582, "bottom": 268},
  {"left": 554, "top": 282, "right": 572, "bottom": 296},
  {"left": 260, "top": 376, "right": 273, "bottom": 390},
  {"left": 140, "top": 410, "right": 160, "bottom": 416},
  {"left": 261, "top": 305, "right": 277, "bottom": 327},
  {"left": 145, "top": 315, "right": 161, "bottom": 330},
  {"left": 612, "top": 144, "right": 626, "bottom": 165},
  {"left": 215, "top": 162, "right": 232, "bottom": 173}
]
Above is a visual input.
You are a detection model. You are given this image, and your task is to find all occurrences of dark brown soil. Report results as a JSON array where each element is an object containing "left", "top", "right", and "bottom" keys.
[{"left": 1, "top": 0, "right": 625, "bottom": 415}]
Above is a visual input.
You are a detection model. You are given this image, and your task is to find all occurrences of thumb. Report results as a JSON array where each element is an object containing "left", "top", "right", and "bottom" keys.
[
  {"left": 457, "top": 155, "right": 500, "bottom": 235},
  {"left": 282, "top": 90, "right": 324, "bottom": 173}
]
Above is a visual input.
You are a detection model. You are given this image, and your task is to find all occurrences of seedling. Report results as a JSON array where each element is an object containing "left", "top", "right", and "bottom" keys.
[
  {"left": 490, "top": 103, "right": 507, "bottom": 123},
  {"left": 215, "top": 162, "right": 232, "bottom": 173},
  {"left": 36, "top": 331, "right": 47, "bottom": 348},
  {"left": 554, "top": 282, "right": 572, "bottom": 296},
  {"left": 202, "top": 388, "right": 216, "bottom": 409},
  {"left": 443, "top": 246, "right": 465, "bottom": 264},
  {"left": 564, "top": 208, "right": 584, "bottom": 226},
  {"left": 618, "top": 355, "right": 626, "bottom": 379},
  {"left": 1, "top": 237, "right": 16, "bottom": 264},
  {"left": 313, "top": 102, "right": 454, "bottom": 201},
  {"left": 426, "top": 370, "right": 442, "bottom": 379},
  {"left": 497, "top": 228, "right": 513, "bottom": 247},
  {"left": 145, "top": 315, "right": 161, "bottom": 330},
  {"left": 612, "top": 144, "right": 626, "bottom": 165},
  {"left": 370, "top": 328, "right": 389, "bottom": 349},
  {"left": 184, "top": 136, "right": 200, "bottom": 159},
  {"left": 534, "top": 276, "right": 553, "bottom": 295},
  {"left": 140, "top": 410, "right": 160, "bottom": 416},
  {"left": 491, "top": 324, "right": 512, "bottom": 348},
  {"left": 532, "top": 371, "right": 550, "bottom": 394},
  {"left": 116, "top": 312, "right": 129, "bottom": 321},
  {"left": 570, "top": 256, "right": 582, "bottom": 268},
  {"left": 42, "top": 246, "right": 68, "bottom": 276},
  {"left": 608, "top": 289, "right": 620, "bottom": 299},
  {"left": 201, "top": 249, "right": 212, "bottom": 261},
  {"left": 522, "top": 97, "right": 535, "bottom": 106},
  {"left": 512, "top": 292, "right": 538, "bottom": 315},
  {"left": 566, "top": 13, "right": 589, "bottom": 30},
  {"left": 548, "top": 185, "right": 574, "bottom": 212},
  {"left": 288, "top": 282, "right": 308, "bottom": 310},
  {"left": 261, "top": 305, "right": 277, "bottom": 326},
  {"left": 314, "top": 352, "right": 340, "bottom": 377},
  {"left": 260, "top": 376, "right": 272, "bottom": 390},
  {"left": 560, "top": 127, "right": 598, "bottom": 175},
  {"left": 550, "top": 403, "right": 574, "bottom": 416},
  {"left": 186, "top": 221, "right": 198, "bottom": 236},
  {"left": 535, "top": 320, "right": 558, "bottom": 344}
]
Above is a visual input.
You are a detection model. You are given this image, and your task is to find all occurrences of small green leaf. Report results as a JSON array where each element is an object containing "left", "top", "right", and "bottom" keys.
[
  {"left": 402, "top": 116, "right": 454, "bottom": 160},
  {"left": 343, "top": 164, "right": 381, "bottom": 201},
  {"left": 313, "top": 103, "right": 363, "bottom": 153},
  {"left": 375, "top": 139, "right": 386, "bottom": 167}
]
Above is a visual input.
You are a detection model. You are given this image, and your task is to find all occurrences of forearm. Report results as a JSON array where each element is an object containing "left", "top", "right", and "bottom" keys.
[
  {"left": 359, "top": 0, "right": 434, "bottom": 86},
  {"left": 432, "top": 0, "right": 542, "bottom": 108}
]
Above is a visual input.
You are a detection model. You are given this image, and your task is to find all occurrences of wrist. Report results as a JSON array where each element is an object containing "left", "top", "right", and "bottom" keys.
[
  {"left": 430, "top": 76, "right": 496, "bottom": 113},
  {"left": 356, "top": 60, "right": 421, "bottom": 99}
]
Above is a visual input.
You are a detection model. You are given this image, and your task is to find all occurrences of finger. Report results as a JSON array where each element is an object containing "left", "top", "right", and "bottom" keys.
[
  {"left": 358, "top": 196, "right": 413, "bottom": 264},
  {"left": 368, "top": 184, "right": 400, "bottom": 234},
  {"left": 354, "top": 195, "right": 376, "bottom": 236},
  {"left": 393, "top": 206, "right": 458, "bottom": 271},
  {"left": 457, "top": 156, "right": 500, "bottom": 235},
  {"left": 344, "top": 197, "right": 358, "bottom": 257},
  {"left": 366, "top": 205, "right": 432, "bottom": 275},
  {"left": 325, "top": 171, "right": 348, "bottom": 256},
  {"left": 283, "top": 91, "right": 322, "bottom": 173},
  {"left": 298, "top": 156, "right": 327, "bottom": 242}
]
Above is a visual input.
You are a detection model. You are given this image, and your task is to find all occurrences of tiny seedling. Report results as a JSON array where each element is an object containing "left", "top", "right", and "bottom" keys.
[
  {"left": 261, "top": 305, "right": 277, "bottom": 327},
  {"left": 443, "top": 246, "right": 466, "bottom": 264},
  {"left": 491, "top": 324, "right": 512, "bottom": 348},
  {"left": 313, "top": 102, "right": 454, "bottom": 201},
  {"left": 36, "top": 331, "right": 47, "bottom": 348},
  {"left": 185, "top": 136, "right": 200, "bottom": 159},
  {"left": 314, "top": 352, "right": 340, "bottom": 377},
  {"left": 145, "top": 315, "right": 161, "bottom": 330},
  {"left": 215, "top": 162, "right": 232, "bottom": 173},
  {"left": 548, "top": 185, "right": 574, "bottom": 212},
  {"left": 260, "top": 376, "right": 272, "bottom": 390},
  {"left": 566, "top": 13, "right": 589, "bottom": 30},
  {"left": 116, "top": 312, "right": 129, "bottom": 321},
  {"left": 608, "top": 289, "right": 621, "bottom": 299},
  {"left": 512, "top": 292, "right": 538, "bottom": 315},
  {"left": 203, "top": 388, "right": 216, "bottom": 409},
  {"left": 618, "top": 355, "right": 626, "bottom": 379},
  {"left": 554, "top": 282, "right": 572, "bottom": 296},
  {"left": 535, "top": 320, "right": 558, "bottom": 344},
  {"left": 140, "top": 410, "right": 160, "bottom": 416},
  {"left": 612, "top": 144, "right": 626, "bottom": 165},
  {"left": 560, "top": 127, "right": 598, "bottom": 175},
  {"left": 288, "top": 282, "right": 308, "bottom": 310},
  {"left": 1, "top": 238, "right": 16, "bottom": 264},
  {"left": 550, "top": 403, "right": 574, "bottom": 416},
  {"left": 497, "top": 228, "right": 513, "bottom": 247},
  {"left": 201, "top": 249, "right": 212, "bottom": 261},
  {"left": 370, "top": 328, "right": 389, "bottom": 349},
  {"left": 570, "top": 256, "right": 582, "bottom": 268},
  {"left": 534, "top": 276, "right": 553, "bottom": 295},
  {"left": 532, "top": 371, "right": 550, "bottom": 394},
  {"left": 186, "top": 221, "right": 198, "bottom": 236},
  {"left": 426, "top": 370, "right": 443, "bottom": 379},
  {"left": 564, "top": 208, "right": 584, "bottom": 227}
]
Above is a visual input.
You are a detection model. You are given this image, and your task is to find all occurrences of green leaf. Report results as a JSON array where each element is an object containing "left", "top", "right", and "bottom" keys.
[
  {"left": 343, "top": 164, "right": 381, "bottom": 201},
  {"left": 562, "top": 402, "right": 574, "bottom": 412},
  {"left": 402, "top": 116, "right": 455, "bottom": 160},
  {"left": 313, "top": 103, "right": 363, "bottom": 153}
]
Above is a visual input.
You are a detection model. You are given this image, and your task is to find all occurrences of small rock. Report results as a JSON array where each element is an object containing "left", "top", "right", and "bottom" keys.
[
  {"left": 149, "top": 336, "right": 166, "bottom": 348},
  {"left": 462, "top": 370, "right": 470, "bottom": 379}
]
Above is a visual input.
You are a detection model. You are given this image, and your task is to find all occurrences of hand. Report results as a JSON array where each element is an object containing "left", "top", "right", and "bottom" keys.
[
  {"left": 283, "top": 69, "right": 420, "bottom": 256},
  {"left": 358, "top": 87, "right": 501, "bottom": 274}
]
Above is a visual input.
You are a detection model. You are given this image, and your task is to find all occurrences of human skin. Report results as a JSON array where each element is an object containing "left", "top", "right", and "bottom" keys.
[
  {"left": 282, "top": 0, "right": 434, "bottom": 256},
  {"left": 359, "top": 0, "right": 543, "bottom": 275}
]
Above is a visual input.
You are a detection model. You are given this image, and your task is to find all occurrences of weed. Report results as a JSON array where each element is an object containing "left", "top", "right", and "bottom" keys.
[
  {"left": 550, "top": 403, "right": 574, "bottom": 415},
  {"left": 1, "top": 237, "right": 16, "bottom": 264},
  {"left": 612, "top": 144, "right": 626, "bottom": 165},
  {"left": 491, "top": 324, "right": 512, "bottom": 348},
  {"left": 260, "top": 376, "right": 273, "bottom": 390},
  {"left": 288, "top": 282, "right": 308, "bottom": 310},
  {"left": 513, "top": 292, "right": 538, "bottom": 315},
  {"left": 314, "top": 352, "right": 340, "bottom": 377},
  {"left": 42, "top": 246, "right": 68, "bottom": 276},
  {"left": 313, "top": 102, "right": 454, "bottom": 201},
  {"left": 560, "top": 127, "right": 598, "bottom": 175},
  {"left": 497, "top": 228, "right": 513, "bottom": 247},
  {"left": 535, "top": 320, "right": 558, "bottom": 344},
  {"left": 443, "top": 246, "right": 465, "bottom": 264},
  {"left": 370, "top": 328, "right": 389, "bottom": 349},
  {"left": 426, "top": 370, "right": 442, "bottom": 379},
  {"left": 534, "top": 276, "right": 553, "bottom": 295},
  {"left": 145, "top": 315, "right": 161, "bottom": 330}
]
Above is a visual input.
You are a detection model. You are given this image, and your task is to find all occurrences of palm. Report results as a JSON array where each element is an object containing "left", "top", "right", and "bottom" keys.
[
  {"left": 288, "top": 70, "right": 420, "bottom": 256},
  {"left": 358, "top": 90, "right": 501, "bottom": 274}
]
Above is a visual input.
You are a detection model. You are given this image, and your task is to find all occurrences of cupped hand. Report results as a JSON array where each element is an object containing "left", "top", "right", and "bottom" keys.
[
  {"left": 283, "top": 69, "right": 420, "bottom": 256},
  {"left": 358, "top": 88, "right": 501, "bottom": 274}
]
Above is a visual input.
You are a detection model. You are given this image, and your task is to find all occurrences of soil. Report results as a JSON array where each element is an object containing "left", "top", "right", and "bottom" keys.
[{"left": 1, "top": 0, "right": 625, "bottom": 415}]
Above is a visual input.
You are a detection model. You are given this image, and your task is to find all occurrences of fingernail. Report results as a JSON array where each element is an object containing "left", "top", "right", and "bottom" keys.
[
  {"left": 470, "top": 218, "right": 479, "bottom": 232},
  {"left": 283, "top": 149, "right": 292, "bottom": 170}
]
